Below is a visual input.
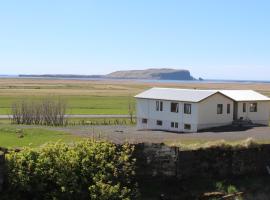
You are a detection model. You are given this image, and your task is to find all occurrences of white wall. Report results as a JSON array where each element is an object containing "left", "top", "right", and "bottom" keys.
[
  {"left": 136, "top": 94, "right": 270, "bottom": 133},
  {"left": 197, "top": 93, "right": 234, "bottom": 130},
  {"left": 136, "top": 98, "right": 150, "bottom": 129},
  {"left": 237, "top": 101, "right": 270, "bottom": 125},
  {"left": 136, "top": 98, "right": 198, "bottom": 132}
]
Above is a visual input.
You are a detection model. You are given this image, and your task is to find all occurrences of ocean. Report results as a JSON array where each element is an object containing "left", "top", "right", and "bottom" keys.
[{"left": 0, "top": 75, "right": 270, "bottom": 84}]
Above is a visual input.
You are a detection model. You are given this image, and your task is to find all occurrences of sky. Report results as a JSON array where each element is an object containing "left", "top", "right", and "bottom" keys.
[{"left": 0, "top": 0, "right": 270, "bottom": 80}]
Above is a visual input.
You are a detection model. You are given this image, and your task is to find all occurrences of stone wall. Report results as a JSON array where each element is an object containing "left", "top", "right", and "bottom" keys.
[
  {"left": 0, "top": 151, "right": 4, "bottom": 192},
  {"left": 1, "top": 143, "right": 270, "bottom": 190},
  {"left": 134, "top": 143, "right": 270, "bottom": 179}
]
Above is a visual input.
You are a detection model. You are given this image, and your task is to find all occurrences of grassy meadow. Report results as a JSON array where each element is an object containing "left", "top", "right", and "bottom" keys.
[
  {"left": 1, "top": 78, "right": 270, "bottom": 115},
  {"left": 0, "top": 79, "right": 146, "bottom": 115},
  {"left": 0, "top": 126, "right": 81, "bottom": 148}
]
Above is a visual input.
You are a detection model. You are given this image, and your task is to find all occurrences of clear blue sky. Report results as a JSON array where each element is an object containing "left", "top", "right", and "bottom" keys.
[{"left": 0, "top": 0, "right": 270, "bottom": 80}]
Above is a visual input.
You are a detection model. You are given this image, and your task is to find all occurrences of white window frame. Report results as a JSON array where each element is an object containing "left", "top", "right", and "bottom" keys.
[
  {"left": 156, "top": 101, "right": 163, "bottom": 111},
  {"left": 156, "top": 120, "right": 163, "bottom": 126},
  {"left": 184, "top": 103, "right": 191, "bottom": 114},
  {"left": 171, "top": 122, "right": 179, "bottom": 128},
  {"left": 250, "top": 102, "right": 258, "bottom": 112},
  {"left": 184, "top": 124, "right": 191, "bottom": 130},
  {"left": 217, "top": 104, "right": 223, "bottom": 114},
  {"left": 171, "top": 102, "right": 179, "bottom": 113}
]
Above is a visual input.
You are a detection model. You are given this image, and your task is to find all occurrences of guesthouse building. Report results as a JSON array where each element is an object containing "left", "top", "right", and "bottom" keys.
[{"left": 135, "top": 88, "right": 270, "bottom": 133}]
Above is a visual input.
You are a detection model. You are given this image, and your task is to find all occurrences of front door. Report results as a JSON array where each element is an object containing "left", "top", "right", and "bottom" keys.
[{"left": 233, "top": 102, "right": 238, "bottom": 120}]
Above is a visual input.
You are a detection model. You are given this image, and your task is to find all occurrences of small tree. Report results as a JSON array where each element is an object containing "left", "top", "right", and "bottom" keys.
[{"left": 128, "top": 96, "right": 135, "bottom": 124}]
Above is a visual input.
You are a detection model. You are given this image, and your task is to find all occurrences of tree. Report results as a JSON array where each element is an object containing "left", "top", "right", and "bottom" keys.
[{"left": 128, "top": 96, "right": 135, "bottom": 124}]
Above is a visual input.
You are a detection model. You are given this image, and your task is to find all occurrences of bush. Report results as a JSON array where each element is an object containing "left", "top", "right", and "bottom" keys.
[{"left": 5, "top": 140, "right": 138, "bottom": 200}]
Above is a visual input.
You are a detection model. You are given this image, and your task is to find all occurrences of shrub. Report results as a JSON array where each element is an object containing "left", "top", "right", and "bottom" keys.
[
  {"left": 5, "top": 140, "right": 138, "bottom": 200},
  {"left": 227, "top": 185, "right": 238, "bottom": 194}
]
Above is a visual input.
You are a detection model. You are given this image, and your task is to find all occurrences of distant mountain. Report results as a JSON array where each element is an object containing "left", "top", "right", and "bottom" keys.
[
  {"left": 19, "top": 68, "right": 196, "bottom": 80},
  {"left": 19, "top": 74, "right": 104, "bottom": 78},
  {"left": 106, "top": 68, "right": 195, "bottom": 80}
]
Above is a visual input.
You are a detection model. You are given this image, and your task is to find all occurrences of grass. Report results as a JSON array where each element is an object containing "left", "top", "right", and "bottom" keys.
[
  {"left": 1, "top": 78, "right": 270, "bottom": 115},
  {"left": 165, "top": 137, "right": 270, "bottom": 150},
  {"left": 0, "top": 95, "right": 136, "bottom": 115},
  {"left": 0, "top": 126, "right": 81, "bottom": 148}
]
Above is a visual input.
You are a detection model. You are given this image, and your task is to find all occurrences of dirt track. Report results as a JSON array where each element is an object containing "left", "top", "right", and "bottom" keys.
[{"left": 53, "top": 125, "right": 270, "bottom": 144}]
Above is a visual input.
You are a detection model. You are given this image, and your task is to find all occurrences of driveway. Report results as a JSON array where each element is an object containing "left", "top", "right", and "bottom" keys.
[{"left": 53, "top": 125, "right": 270, "bottom": 144}]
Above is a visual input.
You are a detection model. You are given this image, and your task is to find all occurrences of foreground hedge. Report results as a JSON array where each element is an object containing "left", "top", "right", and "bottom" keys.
[{"left": 5, "top": 140, "right": 138, "bottom": 200}]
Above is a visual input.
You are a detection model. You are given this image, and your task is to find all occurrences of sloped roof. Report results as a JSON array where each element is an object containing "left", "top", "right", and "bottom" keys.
[
  {"left": 219, "top": 90, "right": 270, "bottom": 101},
  {"left": 135, "top": 88, "right": 270, "bottom": 102},
  {"left": 135, "top": 88, "right": 217, "bottom": 102}
]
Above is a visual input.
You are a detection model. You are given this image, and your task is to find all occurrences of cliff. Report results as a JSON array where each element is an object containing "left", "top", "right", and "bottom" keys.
[
  {"left": 106, "top": 68, "right": 195, "bottom": 80},
  {"left": 19, "top": 68, "right": 196, "bottom": 81}
]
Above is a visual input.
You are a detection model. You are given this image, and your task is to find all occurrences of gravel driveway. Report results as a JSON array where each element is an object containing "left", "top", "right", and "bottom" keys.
[{"left": 54, "top": 125, "right": 270, "bottom": 144}]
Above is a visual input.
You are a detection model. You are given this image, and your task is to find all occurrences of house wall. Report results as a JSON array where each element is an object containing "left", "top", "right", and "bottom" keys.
[
  {"left": 136, "top": 98, "right": 150, "bottom": 130},
  {"left": 237, "top": 101, "right": 270, "bottom": 125},
  {"left": 136, "top": 98, "right": 198, "bottom": 132},
  {"left": 197, "top": 93, "right": 234, "bottom": 130}
]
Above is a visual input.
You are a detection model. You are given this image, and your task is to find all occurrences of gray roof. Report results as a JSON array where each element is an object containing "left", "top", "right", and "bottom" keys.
[
  {"left": 219, "top": 90, "right": 270, "bottom": 101},
  {"left": 135, "top": 87, "right": 270, "bottom": 102}
]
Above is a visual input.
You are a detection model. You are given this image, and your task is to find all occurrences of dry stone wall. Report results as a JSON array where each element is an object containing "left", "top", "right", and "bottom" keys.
[{"left": 134, "top": 143, "right": 270, "bottom": 179}]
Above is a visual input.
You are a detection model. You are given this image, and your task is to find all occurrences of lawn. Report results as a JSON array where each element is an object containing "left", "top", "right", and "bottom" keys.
[{"left": 0, "top": 126, "right": 81, "bottom": 148}]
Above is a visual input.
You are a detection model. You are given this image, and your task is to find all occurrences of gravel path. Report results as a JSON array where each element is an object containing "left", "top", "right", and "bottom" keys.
[{"left": 52, "top": 125, "right": 270, "bottom": 144}]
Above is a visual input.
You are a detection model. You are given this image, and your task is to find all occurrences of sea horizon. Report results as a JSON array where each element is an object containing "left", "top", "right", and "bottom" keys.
[{"left": 0, "top": 74, "right": 270, "bottom": 84}]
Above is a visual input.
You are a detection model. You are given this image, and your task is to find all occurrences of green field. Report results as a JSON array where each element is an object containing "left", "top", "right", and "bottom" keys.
[
  {"left": 0, "top": 95, "right": 136, "bottom": 115},
  {"left": 0, "top": 79, "right": 143, "bottom": 115},
  {"left": 0, "top": 126, "right": 81, "bottom": 148},
  {"left": 1, "top": 78, "right": 270, "bottom": 116}
]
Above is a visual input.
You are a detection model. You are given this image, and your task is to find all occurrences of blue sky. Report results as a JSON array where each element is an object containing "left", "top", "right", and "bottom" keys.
[{"left": 0, "top": 0, "right": 270, "bottom": 80}]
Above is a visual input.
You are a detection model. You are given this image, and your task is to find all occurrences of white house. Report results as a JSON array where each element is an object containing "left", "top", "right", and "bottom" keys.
[{"left": 135, "top": 88, "right": 270, "bottom": 133}]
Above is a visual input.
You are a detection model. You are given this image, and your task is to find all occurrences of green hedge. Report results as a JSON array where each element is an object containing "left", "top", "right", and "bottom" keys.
[{"left": 5, "top": 140, "right": 138, "bottom": 200}]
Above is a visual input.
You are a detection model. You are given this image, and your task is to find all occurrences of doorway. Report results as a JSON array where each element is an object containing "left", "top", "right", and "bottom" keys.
[{"left": 233, "top": 102, "right": 238, "bottom": 120}]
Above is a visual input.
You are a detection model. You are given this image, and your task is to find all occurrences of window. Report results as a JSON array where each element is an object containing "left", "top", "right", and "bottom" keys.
[
  {"left": 184, "top": 104, "right": 192, "bottom": 114},
  {"left": 227, "top": 104, "right": 230, "bottom": 114},
  {"left": 250, "top": 103, "right": 258, "bottom": 112},
  {"left": 243, "top": 103, "right": 246, "bottom": 112},
  {"left": 184, "top": 124, "right": 191, "bottom": 130},
  {"left": 171, "top": 102, "right": 179, "bottom": 113},
  {"left": 217, "top": 104, "right": 223, "bottom": 114},
  {"left": 171, "top": 122, "right": 179, "bottom": 128},
  {"left": 156, "top": 101, "right": 163, "bottom": 111},
  {"left": 142, "top": 118, "right": 147, "bottom": 124},
  {"left": 156, "top": 120, "right": 162, "bottom": 126}
]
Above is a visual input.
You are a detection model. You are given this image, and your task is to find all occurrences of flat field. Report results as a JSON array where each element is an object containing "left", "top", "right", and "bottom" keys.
[
  {"left": 1, "top": 78, "right": 270, "bottom": 115},
  {"left": 0, "top": 125, "right": 81, "bottom": 148}
]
